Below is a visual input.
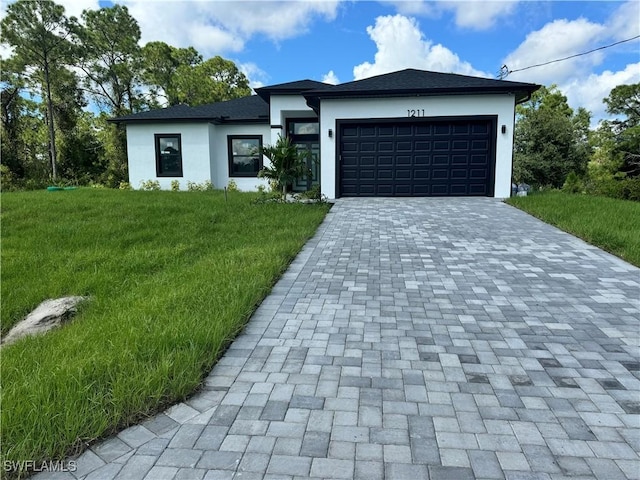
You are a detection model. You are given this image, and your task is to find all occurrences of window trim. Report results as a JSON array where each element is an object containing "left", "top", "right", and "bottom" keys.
[
  {"left": 155, "top": 133, "right": 183, "bottom": 177},
  {"left": 227, "top": 135, "right": 263, "bottom": 178}
]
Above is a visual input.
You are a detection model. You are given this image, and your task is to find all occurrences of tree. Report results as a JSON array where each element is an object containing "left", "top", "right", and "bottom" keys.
[
  {"left": 75, "top": 4, "right": 143, "bottom": 116},
  {"left": 141, "top": 42, "right": 201, "bottom": 107},
  {"left": 258, "top": 135, "right": 311, "bottom": 201},
  {"left": 1, "top": 0, "right": 74, "bottom": 181},
  {"left": 142, "top": 44, "right": 251, "bottom": 107},
  {"left": 603, "top": 83, "right": 640, "bottom": 176},
  {"left": 513, "top": 85, "right": 592, "bottom": 187}
]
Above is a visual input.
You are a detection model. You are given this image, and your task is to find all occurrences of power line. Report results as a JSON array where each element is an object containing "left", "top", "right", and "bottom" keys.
[{"left": 499, "top": 34, "right": 640, "bottom": 79}]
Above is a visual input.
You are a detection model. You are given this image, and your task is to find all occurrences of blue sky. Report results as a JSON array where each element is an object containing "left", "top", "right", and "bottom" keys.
[{"left": 4, "top": 1, "right": 640, "bottom": 124}]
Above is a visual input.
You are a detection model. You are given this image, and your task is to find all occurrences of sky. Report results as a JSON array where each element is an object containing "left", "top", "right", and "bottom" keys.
[{"left": 3, "top": 0, "right": 640, "bottom": 125}]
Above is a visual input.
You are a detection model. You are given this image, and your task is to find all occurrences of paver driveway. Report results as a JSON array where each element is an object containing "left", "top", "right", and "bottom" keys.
[{"left": 36, "top": 198, "right": 639, "bottom": 480}]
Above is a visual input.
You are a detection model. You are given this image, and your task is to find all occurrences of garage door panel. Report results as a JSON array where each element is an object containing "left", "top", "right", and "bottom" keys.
[
  {"left": 415, "top": 141, "right": 432, "bottom": 152},
  {"left": 378, "top": 169, "right": 393, "bottom": 179},
  {"left": 452, "top": 140, "right": 469, "bottom": 151},
  {"left": 433, "top": 155, "right": 449, "bottom": 165},
  {"left": 360, "top": 142, "right": 376, "bottom": 152},
  {"left": 472, "top": 140, "right": 489, "bottom": 150},
  {"left": 433, "top": 140, "right": 450, "bottom": 151},
  {"left": 414, "top": 169, "right": 431, "bottom": 179},
  {"left": 432, "top": 169, "right": 449, "bottom": 180},
  {"left": 339, "top": 118, "right": 494, "bottom": 197},
  {"left": 395, "top": 169, "right": 412, "bottom": 180},
  {"left": 470, "top": 169, "right": 488, "bottom": 179},
  {"left": 452, "top": 124, "right": 471, "bottom": 135},
  {"left": 472, "top": 123, "right": 490, "bottom": 134},
  {"left": 451, "top": 169, "right": 468, "bottom": 179},
  {"left": 452, "top": 155, "right": 468, "bottom": 165}
]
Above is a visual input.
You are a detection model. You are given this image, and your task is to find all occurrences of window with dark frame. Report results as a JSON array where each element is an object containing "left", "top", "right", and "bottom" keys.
[
  {"left": 228, "top": 135, "right": 262, "bottom": 177},
  {"left": 155, "top": 134, "right": 183, "bottom": 177}
]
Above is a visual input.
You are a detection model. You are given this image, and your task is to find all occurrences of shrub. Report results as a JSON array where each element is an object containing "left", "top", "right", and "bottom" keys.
[
  {"left": 227, "top": 179, "right": 239, "bottom": 192},
  {"left": 187, "top": 180, "right": 214, "bottom": 192},
  {"left": 562, "top": 172, "right": 584, "bottom": 194},
  {"left": 585, "top": 177, "right": 640, "bottom": 201},
  {"left": 0, "top": 165, "right": 17, "bottom": 192},
  {"left": 140, "top": 180, "right": 161, "bottom": 191},
  {"left": 171, "top": 180, "right": 181, "bottom": 192},
  {"left": 118, "top": 181, "right": 132, "bottom": 190}
]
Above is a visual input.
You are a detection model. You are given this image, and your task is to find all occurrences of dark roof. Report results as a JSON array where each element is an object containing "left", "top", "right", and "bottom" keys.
[
  {"left": 304, "top": 69, "right": 540, "bottom": 108},
  {"left": 255, "top": 79, "right": 330, "bottom": 102},
  {"left": 111, "top": 69, "right": 540, "bottom": 124},
  {"left": 110, "top": 95, "right": 269, "bottom": 124}
]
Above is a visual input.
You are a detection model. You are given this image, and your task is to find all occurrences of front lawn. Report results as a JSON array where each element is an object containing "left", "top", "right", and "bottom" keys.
[
  {"left": 1, "top": 189, "right": 330, "bottom": 476},
  {"left": 507, "top": 191, "right": 640, "bottom": 267}
]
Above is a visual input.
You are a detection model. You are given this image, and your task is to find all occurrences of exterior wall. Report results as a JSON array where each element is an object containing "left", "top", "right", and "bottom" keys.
[
  {"left": 126, "top": 123, "right": 212, "bottom": 190},
  {"left": 210, "top": 123, "right": 271, "bottom": 191},
  {"left": 268, "top": 95, "right": 316, "bottom": 144},
  {"left": 319, "top": 94, "right": 517, "bottom": 199}
]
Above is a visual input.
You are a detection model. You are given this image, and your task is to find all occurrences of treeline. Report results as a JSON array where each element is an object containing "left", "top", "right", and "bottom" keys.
[
  {"left": 1, "top": 0, "right": 251, "bottom": 189},
  {"left": 1, "top": 1, "right": 638, "bottom": 196},
  {"left": 514, "top": 83, "right": 640, "bottom": 200}
]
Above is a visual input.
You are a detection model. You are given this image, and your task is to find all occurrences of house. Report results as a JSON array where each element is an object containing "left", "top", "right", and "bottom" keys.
[{"left": 112, "top": 69, "right": 539, "bottom": 198}]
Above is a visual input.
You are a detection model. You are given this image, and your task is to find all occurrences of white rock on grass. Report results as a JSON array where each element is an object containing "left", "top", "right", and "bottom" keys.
[{"left": 2, "top": 296, "right": 88, "bottom": 346}]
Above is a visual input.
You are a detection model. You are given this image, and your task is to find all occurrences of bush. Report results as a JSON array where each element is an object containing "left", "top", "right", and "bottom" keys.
[
  {"left": 187, "top": 180, "right": 214, "bottom": 192},
  {"left": 585, "top": 177, "right": 640, "bottom": 201},
  {"left": 171, "top": 180, "right": 181, "bottom": 192},
  {"left": 118, "top": 181, "right": 132, "bottom": 190},
  {"left": 140, "top": 179, "right": 161, "bottom": 191},
  {"left": 562, "top": 172, "right": 584, "bottom": 194},
  {"left": 226, "top": 179, "right": 239, "bottom": 192},
  {"left": 0, "top": 165, "right": 17, "bottom": 192}
]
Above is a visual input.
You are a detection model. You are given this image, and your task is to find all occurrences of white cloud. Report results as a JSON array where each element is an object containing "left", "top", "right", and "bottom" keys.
[
  {"left": 502, "top": 1, "right": 640, "bottom": 123},
  {"left": 605, "top": 0, "right": 640, "bottom": 41},
  {"left": 239, "top": 62, "right": 269, "bottom": 91},
  {"left": 58, "top": 0, "right": 101, "bottom": 19},
  {"left": 562, "top": 63, "right": 640, "bottom": 126},
  {"left": 117, "top": 0, "right": 340, "bottom": 57},
  {"left": 502, "top": 18, "right": 607, "bottom": 85},
  {"left": 438, "top": 0, "right": 518, "bottom": 30},
  {"left": 353, "top": 14, "right": 486, "bottom": 80},
  {"left": 382, "top": 0, "right": 519, "bottom": 30},
  {"left": 322, "top": 70, "right": 340, "bottom": 84},
  {"left": 379, "top": 1, "right": 437, "bottom": 17}
]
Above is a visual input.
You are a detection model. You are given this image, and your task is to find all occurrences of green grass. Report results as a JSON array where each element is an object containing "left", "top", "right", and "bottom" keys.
[
  {"left": 0, "top": 189, "right": 330, "bottom": 476},
  {"left": 506, "top": 191, "right": 640, "bottom": 267}
]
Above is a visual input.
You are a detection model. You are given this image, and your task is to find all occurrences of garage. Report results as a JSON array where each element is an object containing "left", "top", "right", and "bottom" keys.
[{"left": 338, "top": 117, "right": 495, "bottom": 197}]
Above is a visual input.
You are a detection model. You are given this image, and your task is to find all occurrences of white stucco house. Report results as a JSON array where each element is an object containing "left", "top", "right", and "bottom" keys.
[{"left": 112, "top": 69, "right": 539, "bottom": 199}]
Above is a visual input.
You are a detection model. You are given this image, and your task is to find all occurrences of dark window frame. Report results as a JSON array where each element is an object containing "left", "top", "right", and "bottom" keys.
[
  {"left": 227, "top": 135, "right": 263, "bottom": 177},
  {"left": 155, "top": 133, "right": 183, "bottom": 177}
]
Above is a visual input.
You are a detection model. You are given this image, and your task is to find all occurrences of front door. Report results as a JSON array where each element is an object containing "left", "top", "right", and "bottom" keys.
[{"left": 287, "top": 119, "right": 320, "bottom": 192}]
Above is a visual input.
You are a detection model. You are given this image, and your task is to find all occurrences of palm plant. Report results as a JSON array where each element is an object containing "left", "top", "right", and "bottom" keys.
[{"left": 258, "top": 135, "right": 311, "bottom": 201}]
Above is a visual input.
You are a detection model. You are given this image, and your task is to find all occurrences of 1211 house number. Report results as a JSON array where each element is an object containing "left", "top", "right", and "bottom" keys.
[{"left": 407, "top": 109, "right": 426, "bottom": 117}]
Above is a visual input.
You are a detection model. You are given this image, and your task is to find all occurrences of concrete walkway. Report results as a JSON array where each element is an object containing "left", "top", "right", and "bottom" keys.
[{"left": 36, "top": 198, "right": 639, "bottom": 480}]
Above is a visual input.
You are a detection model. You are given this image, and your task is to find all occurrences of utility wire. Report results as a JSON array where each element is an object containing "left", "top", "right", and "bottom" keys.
[{"left": 499, "top": 34, "right": 640, "bottom": 79}]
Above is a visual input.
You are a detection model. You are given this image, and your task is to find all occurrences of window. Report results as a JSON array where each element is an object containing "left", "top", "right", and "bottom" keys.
[
  {"left": 228, "top": 135, "right": 262, "bottom": 177},
  {"left": 155, "top": 134, "right": 183, "bottom": 177}
]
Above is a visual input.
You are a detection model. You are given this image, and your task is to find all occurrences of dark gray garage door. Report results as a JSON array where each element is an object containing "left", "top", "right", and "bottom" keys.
[{"left": 339, "top": 118, "right": 495, "bottom": 197}]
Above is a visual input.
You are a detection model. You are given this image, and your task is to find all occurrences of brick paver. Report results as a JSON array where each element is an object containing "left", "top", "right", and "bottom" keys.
[{"left": 34, "top": 198, "right": 639, "bottom": 479}]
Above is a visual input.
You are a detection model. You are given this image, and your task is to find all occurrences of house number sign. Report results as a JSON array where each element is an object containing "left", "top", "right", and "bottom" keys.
[{"left": 407, "top": 109, "right": 426, "bottom": 117}]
